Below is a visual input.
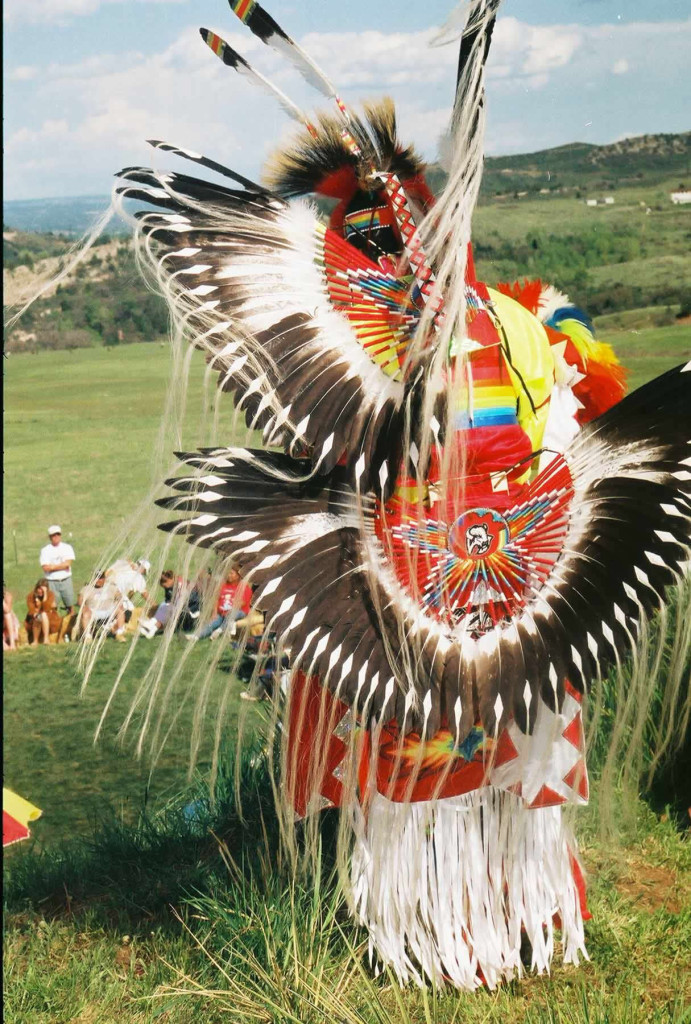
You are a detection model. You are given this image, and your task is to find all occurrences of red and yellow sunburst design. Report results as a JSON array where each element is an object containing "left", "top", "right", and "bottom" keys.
[{"left": 374, "top": 455, "right": 573, "bottom": 628}]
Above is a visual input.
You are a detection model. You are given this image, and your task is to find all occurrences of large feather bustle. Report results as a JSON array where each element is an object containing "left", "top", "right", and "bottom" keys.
[
  {"left": 158, "top": 362, "right": 691, "bottom": 742},
  {"left": 262, "top": 97, "right": 429, "bottom": 202}
]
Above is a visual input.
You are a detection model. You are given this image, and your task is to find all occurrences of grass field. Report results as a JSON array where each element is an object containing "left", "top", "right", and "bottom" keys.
[
  {"left": 2, "top": 343, "right": 251, "bottom": 601},
  {"left": 4, "top": 342, "right": 264, "bottom": 843},
  {"left": 4, "top": 757, "right": 691, "bottom": 1023},
  {"left": 4, "top": 326, "right": 690, "bottom": 841},
  {"left": 3, "top": 325, "right": 691, "bottom": 1023},
  {"left": 473, "top": 176, "right": 691, "bottom": 248},
  {"left": 2, "top": 642, "right": 264, "bottom": 846}
]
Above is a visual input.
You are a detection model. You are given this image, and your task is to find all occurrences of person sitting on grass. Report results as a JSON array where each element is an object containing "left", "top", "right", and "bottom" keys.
[
  {"left": 3, "top": 585, "right": 20, "bottom": 651},
  {"left": 106, "top": 557, "right": 150, "bottom": 626},
  {"left": 186, "top": 567, "right": 252, "bottom": 642},
  {"left": 25, "top": 579, "right": 62, "bottom": 645},
  {"left": 78, "top": 572, "right": 127, "bottom": 643},
  {"left": 139, "top": 570, "right": 179, "bottom": 639},
  {"left": 179, "top": 571, "right": 205, "bottom": 634}
]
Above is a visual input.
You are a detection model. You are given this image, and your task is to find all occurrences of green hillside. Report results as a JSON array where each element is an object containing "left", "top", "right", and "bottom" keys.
[
  {"left": 480, "top": 132, "right": 691, "bottom": 198},
  {"left": 5, "top": 131, "right": 691, "bottom": 354},
  {"left": 5, "top": 135, "right": 691, "bottom": 355}
]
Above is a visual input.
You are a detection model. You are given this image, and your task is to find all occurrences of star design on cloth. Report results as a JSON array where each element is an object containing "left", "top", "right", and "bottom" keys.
[{"left": 489, "top": 688, "right": 589, "bottom": 807}]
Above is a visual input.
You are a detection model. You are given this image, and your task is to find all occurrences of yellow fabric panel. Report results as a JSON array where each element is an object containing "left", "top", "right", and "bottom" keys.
[
  {"left": 472, "top": 388, "right": 517, "bottom": 408},
  {"left": 3, "top": 787, "right": 42, "bottom": 826},
  {"left": 391, "top": 483, "right": 429, "bottom": 503},
  {"left": 487, "top": 287, "right": 555, "bottom": 454}
]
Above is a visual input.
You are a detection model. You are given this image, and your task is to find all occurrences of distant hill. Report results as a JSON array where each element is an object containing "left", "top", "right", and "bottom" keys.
[
  {"left": 4, "top": 129, "right": 691, "bottom": 354},
  {"left": 427, "top": 131, "right": 691, "bottom": 200},
  {"left": 480, "top": 131, "right": 691, "bottom": 199},
  {"left": 2, "top": 195, "right": 144, "bottom": 237},
  {"left": 4, "top": 131, "right": 690, "bottom": 234},
  {"left": 3, "top": 195, "right": 118, "bottom": 236}
]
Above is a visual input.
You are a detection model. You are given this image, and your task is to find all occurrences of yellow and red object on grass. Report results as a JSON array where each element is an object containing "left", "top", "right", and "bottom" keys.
[{"left": 3, "top": 787, "right": 42, "bottom": 846}]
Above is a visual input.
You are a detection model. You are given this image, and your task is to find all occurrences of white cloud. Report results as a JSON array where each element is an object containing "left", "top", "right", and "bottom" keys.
[
  {"left": 612, "top": 58, "right": 629, "bottom": 74},
  {"left": 489, "top": 18, "right": 583, "bottom": 79},
  {"left": 4, "top": 25, "right": 279, "bottom": 198},
  {"left": 3, "top": 0, "right": 186, "bottom": 28},
  {"left": 4, "top": 15, "right": 691, "bottom": 199},
  {"left": 8, "top": 65, "right": 39, "bottom": 82}
]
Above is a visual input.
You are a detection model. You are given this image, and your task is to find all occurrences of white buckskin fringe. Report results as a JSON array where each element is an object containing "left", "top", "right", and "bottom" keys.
[{"left": 349, "top": 787, "right": 588, "bottom": 990}]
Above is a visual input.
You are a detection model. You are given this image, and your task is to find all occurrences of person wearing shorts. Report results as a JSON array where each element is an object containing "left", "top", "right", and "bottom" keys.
[{"left": 40, "top": 525, "right": 75, "bottom": 614}]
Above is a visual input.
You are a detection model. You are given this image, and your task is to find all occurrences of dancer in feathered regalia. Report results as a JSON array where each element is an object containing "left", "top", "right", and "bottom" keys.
[{"left": 115, "top": 0, "right": 691, "bottom": 989}]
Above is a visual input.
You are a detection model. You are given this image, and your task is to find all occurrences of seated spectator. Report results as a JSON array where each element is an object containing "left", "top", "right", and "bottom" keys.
[
  {"left": 139, "top": 570, "right": 211, "bottom": 639},
  {"left": 106, "top": 558, "right": 150, "bottom": 621},
  {"left": 3, "top": 586, "right": 20, "bottom": 651},
  {"left": 238, "top": 633, "right": 289, "bottom": 703},
  {"left": 25, "top": 579, "right": 62, "bottom": 645},
  {"left": 78, "top": 572, "right": 127, "bottom": 642},
  {"left": 186, "top": 567, "right": 252, "bottom": 641},
  {"left": 138, "top": 570, "right": 178, "bottom": 639},
  {"left": 179, "top": 572, "right": 205, "bottom": 633}
]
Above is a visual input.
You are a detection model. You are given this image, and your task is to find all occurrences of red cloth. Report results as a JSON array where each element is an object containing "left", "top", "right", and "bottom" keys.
[
  {"left": 3, "top": 810, "right": 30, "bottom": 847},
  {"left": 216, "top": 581, "right": 252, "bottom": 617},
  {"left": 286, "top": 673, "right": 349, "bottom": 818}
]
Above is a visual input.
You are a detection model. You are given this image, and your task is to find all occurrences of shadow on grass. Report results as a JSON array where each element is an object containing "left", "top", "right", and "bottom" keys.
[{"left": 3, "top": 740, "right": 292, "bottom": 931}]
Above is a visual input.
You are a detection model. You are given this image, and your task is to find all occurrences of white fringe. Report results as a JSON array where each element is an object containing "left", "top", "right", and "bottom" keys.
[{"left": 350, "top": 787, "right": 587, "bottom": 989}]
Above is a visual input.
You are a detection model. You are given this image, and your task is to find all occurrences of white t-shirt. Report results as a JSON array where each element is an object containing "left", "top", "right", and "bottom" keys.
[
  {"left": 40, "top": 541, "right": 76, "bottom": 581},
  {"left": 107, "top": 560, "right": 147, "bottom": 611},
  {"left": 81, "top": 580, "right": 122, "bottom": 618}
]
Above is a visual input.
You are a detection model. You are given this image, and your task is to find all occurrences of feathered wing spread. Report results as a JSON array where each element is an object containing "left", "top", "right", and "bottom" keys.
[
  {"left": 158, "top": 363, "right": 691, "bottom": 741},
  {"left": 117, "top": 132, "right": 435, "bottom": 493},
  {"left": 113, "top": 0, "right": 690, "bottom": 754}
]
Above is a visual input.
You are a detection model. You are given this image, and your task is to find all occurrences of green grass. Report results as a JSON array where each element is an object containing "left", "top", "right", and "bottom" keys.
[
  {"left": 4, "top": 754, "right": 690, "bottom": 1024},
  {"left": 4, "top": 328, "right": 691, "bottom": 1024},
  {"left": 2, "top": 641, "right": 260, "bottom": 846},
  {"left": 601, "top": 322, "right": 691, "bottom": 391},
  {"left": 3, "top": 342, "right": 255, "bottom": 599},
  {"left": 3, "top": 342, "right": 265, "bottom": 844},
  {"left": 473, "top": 177, "right": 691, "bottom": 245},
  {"left": 589, "top": 253, "right": 691, "bottom": 291}
]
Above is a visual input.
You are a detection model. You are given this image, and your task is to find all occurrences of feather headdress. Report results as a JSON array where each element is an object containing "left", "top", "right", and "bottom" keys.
[{"left": 263, "top": 98, "right": 433, "bottom": 204}]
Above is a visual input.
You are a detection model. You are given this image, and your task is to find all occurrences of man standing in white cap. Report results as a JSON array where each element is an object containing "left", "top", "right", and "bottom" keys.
[{"left": 40, "top": 526, "right": 76, "bottom": 614}]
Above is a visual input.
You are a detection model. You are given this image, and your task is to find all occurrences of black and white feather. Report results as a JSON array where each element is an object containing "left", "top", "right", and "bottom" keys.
[
  {"left": 116, "top": 145, "right": 431, "bottom": 492},
  {"left": 159, "top": 363, "right": 691, "bottom": 742}
]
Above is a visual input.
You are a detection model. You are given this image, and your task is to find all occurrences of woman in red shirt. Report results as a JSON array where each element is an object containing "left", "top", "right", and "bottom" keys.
[{"left": 186, "top": 567, "right": 252, "bottom": 641}]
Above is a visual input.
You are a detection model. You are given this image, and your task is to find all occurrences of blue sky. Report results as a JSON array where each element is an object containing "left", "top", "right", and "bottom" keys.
[{"left": 4, "top": 0, "right": 690, "bottom": 201}]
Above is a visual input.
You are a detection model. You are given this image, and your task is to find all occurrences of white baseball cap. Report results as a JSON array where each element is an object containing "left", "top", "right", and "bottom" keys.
[
  {"left": 48, "top": 524, "right": 62, "bottom": 535},
  {"left": 137, "top": 558, "right": 151, "bottom": 572}
]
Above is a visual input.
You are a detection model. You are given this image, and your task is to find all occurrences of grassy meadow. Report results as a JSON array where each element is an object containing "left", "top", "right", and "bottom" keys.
[
  {"left": 4, "top": 341, "right": 268, "bottom": 844},
  {"left": 3, "top": 342, "right": 251, "bottom": 600},
  {"left": 3, "top": 308, "right": 691, "bottom": 1018}
]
